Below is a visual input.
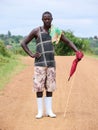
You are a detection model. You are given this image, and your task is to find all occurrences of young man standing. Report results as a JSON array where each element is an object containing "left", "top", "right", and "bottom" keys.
[{"left": 21, "top": 11, "right": 83, "bottom": 119}]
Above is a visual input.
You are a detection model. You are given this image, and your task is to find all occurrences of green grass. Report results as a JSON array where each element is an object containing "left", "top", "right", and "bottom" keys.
[
  {"left": 84, "top": 52, "right": 98, "bottom": 59},
  {"left": 0, "top": 55, "right": 26, "bottom": 90}
]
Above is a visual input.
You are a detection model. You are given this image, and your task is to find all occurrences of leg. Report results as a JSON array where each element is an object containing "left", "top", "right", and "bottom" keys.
[
  {"left": 36, "top": 92, "right": 43, "bottom": 119},
  {"left": 44, "top": 67, "right": 56, "bottom": 118},
  {"left": 36, "top": 92, "right": 43, "bottom": 97},
  {"left": 44, "top": 92, "right": 56, "bottom": 118},
  {"left": 46, "top": 91, "right": 52, "bottom": 97},
  {"left": 33, "top": 67, "right": 46, "bottom": 119}
]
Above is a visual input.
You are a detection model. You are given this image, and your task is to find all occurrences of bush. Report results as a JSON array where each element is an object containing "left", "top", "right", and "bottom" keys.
[
  {"left": 0, "top": 40, "right": 11, "bottom": 57},
  {"left": 54, "top": 30, "right": 90, "bottom": 56}
]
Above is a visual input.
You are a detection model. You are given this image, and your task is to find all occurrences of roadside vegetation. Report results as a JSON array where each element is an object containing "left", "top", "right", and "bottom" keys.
[{"left": 0, "top": 40, "right": 26, "bottom": 90}]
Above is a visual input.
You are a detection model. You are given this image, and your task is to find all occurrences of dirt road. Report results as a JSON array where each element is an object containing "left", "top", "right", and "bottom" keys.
[{"left": 0, "top": 56, "right": 98, "bottom": 130}]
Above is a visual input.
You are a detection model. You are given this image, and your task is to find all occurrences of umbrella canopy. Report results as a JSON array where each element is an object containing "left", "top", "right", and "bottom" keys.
[
  {"left": 68, "top": 58, "right": 78, "bottom": 81},
  {"left": 68, "top": 51, "right": 84, "bottom": 81}
]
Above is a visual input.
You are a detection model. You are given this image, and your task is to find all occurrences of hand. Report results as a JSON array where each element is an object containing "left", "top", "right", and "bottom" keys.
[
  {"left": 76, "top": 51, "right": 84, "bottom": 61},
  {"left": 32, "top": 52, "right": 41, "bottom": 58}
]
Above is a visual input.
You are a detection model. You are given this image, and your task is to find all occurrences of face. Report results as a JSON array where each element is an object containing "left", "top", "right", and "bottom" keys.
[{"left": 42, "top": 14, "right": 53, "bottom": 27}]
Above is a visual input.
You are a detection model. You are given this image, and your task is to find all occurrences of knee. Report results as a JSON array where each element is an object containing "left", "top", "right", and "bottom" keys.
[
  {"left": 36, "top": 92, "right": 43, "bottom": 98},
  {"left": 46, "top": 91, "right": 53, "bottom": 97}
]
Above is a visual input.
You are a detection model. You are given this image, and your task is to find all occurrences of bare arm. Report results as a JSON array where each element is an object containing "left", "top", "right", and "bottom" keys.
[
  {"left": 60, "top": 33, "right": 78, "bottom": 52},
  {"left": 21, "top": 28, "right": 40, "bottom": 58},
  {"left": 60, "top": 33, "right": 84, "bottom": 60}
]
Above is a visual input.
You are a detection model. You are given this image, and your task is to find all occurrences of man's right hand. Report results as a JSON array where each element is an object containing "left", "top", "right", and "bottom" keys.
[{"left": 32, "top": 52, "right": 41, "bottom": 58}]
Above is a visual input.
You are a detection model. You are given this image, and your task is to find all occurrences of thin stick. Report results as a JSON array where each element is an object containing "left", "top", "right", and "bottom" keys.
[{"left": 63, "top": 75, "right": 75, "bottom": 117}]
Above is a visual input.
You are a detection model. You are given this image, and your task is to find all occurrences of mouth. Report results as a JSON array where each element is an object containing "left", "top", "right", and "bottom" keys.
[{"left": 46, "top": 22, "right": 51, "bottom": 26}]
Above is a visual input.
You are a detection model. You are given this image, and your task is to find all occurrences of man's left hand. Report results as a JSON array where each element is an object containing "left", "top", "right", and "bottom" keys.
[{"left": 76, "top": 51, "right": 84, "bottom": 61}]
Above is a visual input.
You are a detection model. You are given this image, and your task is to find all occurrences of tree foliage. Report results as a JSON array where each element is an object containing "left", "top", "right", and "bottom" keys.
[
  {"left": 54, "top": 30, "right": 90, "bottom": 55},
  {"left": 89, "top": 38, "right": 98, "bottom": 55},
  {"left": 0, "top": 41, "right": 11, "bottom": 57}
]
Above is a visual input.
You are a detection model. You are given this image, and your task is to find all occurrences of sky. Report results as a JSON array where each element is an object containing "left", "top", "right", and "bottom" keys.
[{"left": 0, "top": 0, "right": 98, "bottom": 38}]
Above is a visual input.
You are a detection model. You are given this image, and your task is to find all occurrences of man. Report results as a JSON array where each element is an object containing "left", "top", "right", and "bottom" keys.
[{"left": 21, "top": 11, "right": 82, "bottom": 119}]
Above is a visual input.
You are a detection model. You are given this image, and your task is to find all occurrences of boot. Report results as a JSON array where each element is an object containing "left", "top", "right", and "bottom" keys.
[
  {"left": 36, "top": 98, "right": 43, "bottom": 119},
  {"left": 44, "top": 97, "right": 56, "bottom": 118}
]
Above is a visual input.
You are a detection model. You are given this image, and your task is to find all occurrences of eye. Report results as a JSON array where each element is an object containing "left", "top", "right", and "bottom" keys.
[{"left": 43, "top": 16, "right": 52, "bottom": 21}]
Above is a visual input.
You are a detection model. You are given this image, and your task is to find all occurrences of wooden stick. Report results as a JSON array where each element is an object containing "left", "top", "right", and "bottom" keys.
[{"left": 63, "top": 75, "right": 75, "bottom": 117}]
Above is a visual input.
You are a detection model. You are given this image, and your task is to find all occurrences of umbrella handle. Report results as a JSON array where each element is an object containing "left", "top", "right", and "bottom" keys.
[{"left": 68, "top": 77, "right": 70, "bottom": 81}]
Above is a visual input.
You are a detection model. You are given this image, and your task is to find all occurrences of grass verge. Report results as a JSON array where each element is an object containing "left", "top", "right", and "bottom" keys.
[
  {"left": 84, "top": 52, "right": 98, "bottom": 59},
  {"left": 0, "top": 55, "right": 26, "bottom": 90}
]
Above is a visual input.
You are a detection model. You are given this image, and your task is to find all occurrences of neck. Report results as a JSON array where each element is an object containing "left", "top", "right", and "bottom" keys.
[{"left": 43, "top": 25, "right": 51, "bottom": 30}]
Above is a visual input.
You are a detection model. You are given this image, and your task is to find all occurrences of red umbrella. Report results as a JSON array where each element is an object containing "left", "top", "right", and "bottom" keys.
[
  {"left": 68, "top": 58, "right": 78, "bottom": 81},
  {"left": 68, "top": 51, "right": 84, "bottom": 81}
]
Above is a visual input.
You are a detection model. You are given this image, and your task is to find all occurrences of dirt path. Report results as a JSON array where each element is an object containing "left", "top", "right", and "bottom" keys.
[{"left": 0, "top": 56, "right": 98, "bottom": 130}]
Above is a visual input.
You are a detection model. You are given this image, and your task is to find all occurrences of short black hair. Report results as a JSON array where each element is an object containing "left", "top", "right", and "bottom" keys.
[{"left": 42, "top": 11, "right": 52, "bottom": 18}]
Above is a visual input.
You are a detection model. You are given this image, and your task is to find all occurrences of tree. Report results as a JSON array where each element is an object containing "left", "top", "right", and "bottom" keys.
[
  {"left": 0, "top": 41, "right": 11, "bottom": 57},
  {"left": 8, "top": 31, "right": 11, "bottom": 37},
  {"left": 54, "top": 30, "right": 90, "bottom": 56}
]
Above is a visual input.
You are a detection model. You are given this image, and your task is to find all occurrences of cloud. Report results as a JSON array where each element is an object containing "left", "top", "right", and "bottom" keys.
[{"left": 0, "top": 0, "right": 98, "bottom": 37}]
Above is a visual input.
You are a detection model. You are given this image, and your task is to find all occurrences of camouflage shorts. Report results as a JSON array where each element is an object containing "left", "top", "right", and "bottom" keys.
[{"left": 33, "top": 66, "right": 56, "bottom": 92}]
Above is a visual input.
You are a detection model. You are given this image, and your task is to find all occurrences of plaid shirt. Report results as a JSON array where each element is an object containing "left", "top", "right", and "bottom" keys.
[{"left": 34, "top": 27, "right": 55, "bottom": 67}]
